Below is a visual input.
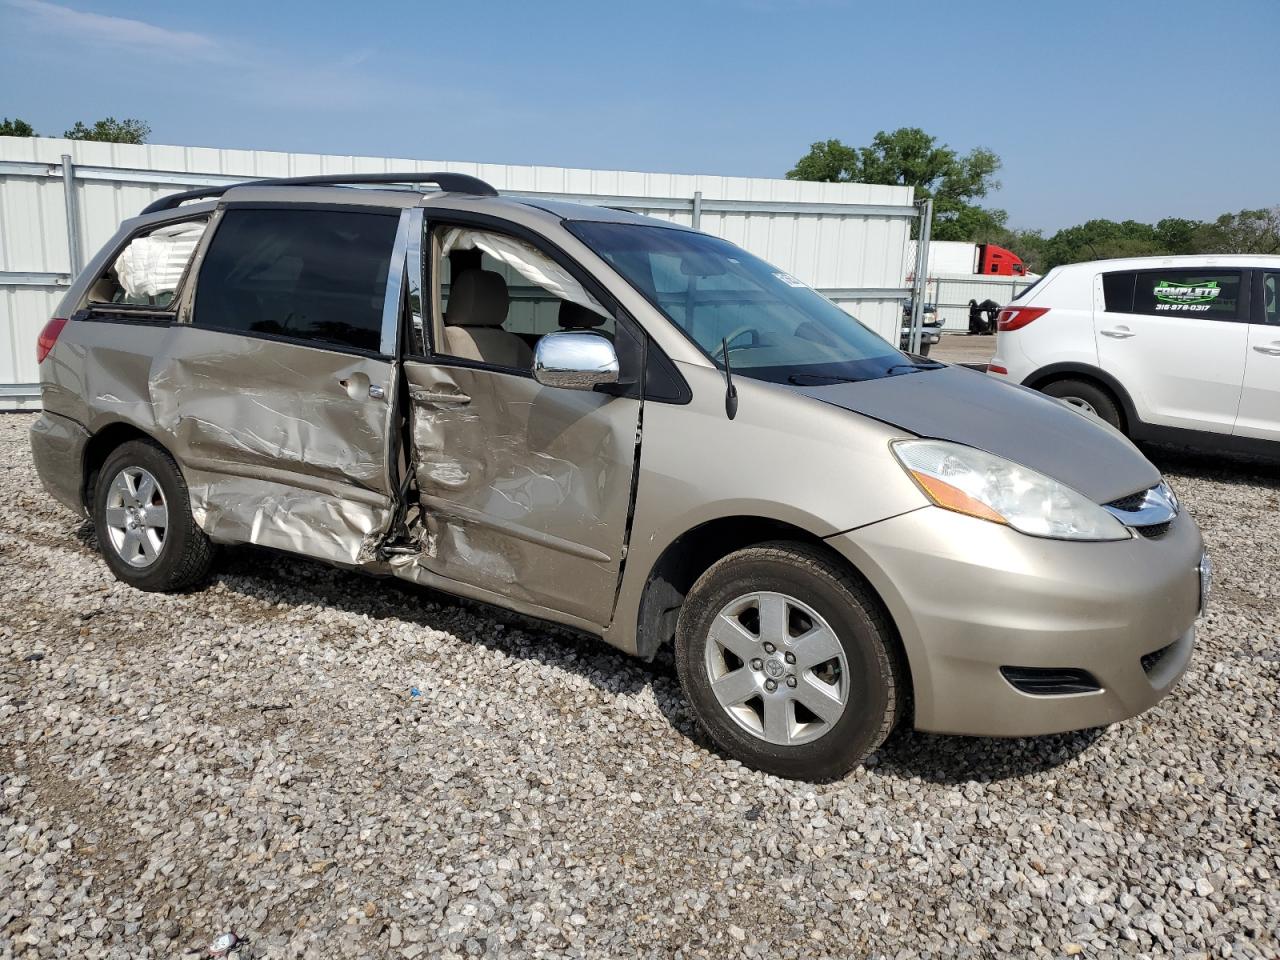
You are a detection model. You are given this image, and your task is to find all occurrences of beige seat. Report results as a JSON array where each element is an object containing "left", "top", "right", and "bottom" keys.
[{"left": 443, "top": 269, "right": 532, "bottom": 369}]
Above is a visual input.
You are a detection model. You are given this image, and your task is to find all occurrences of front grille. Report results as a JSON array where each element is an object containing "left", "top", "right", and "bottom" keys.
[
  {"left": 1108, "top": 490, "right": 1148, "bottom": 512},
  {"left": 1141, "top": 641, "right": 1176, "bottom": 675},
  {"left": 1105, "top": 483, "right": 1178, "bottom": 534},
  {"left": 1000, "top": 666, "right": 1101, "bottom": 696}
]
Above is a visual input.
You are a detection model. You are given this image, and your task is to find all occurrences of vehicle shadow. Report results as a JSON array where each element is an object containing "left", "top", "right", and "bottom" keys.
[
  {"left": 204, "top": 543, "right": 667, "bottom": 701},
  {"left": 80, "top": 525, "right": 1114, "bottom": 785},
  {"left": 1143, "top": 442, "right": 1280, "bottom": 488},
  {"left": 867, "top": 724, "right": 1108, "bottom": 786}
]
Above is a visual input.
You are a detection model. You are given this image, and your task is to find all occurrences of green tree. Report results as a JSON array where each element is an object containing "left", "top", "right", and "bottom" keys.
[
  {"left": 1194, "top": 207, "right": 1280, "bottom": 255},
  {"left": 787, "top": 127, "right": 1005, "bottom": 241},
  {"left": 64, "top": 117, "right": 150, "bottom": 144},
  {"left": 1040, "top": 219, "right": 1175, "bottom": 270},
  {"left": 0, "top": 117, "right": 38, "bottom": 137},
  {"left": 999, "top": 228, "right": 1048, "bottom": 275}
]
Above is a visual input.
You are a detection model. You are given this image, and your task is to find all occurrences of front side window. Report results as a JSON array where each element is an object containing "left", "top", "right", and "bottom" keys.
[
  {"left": 567, "top": 221, "right": 907, "bottom": 384},
  {"left": 430, "top": 225, "right": 615, "bottom": 371},
  {"left": 89, "top": 218, "right": 207, "bottom": 308},
  {"left": 1132, "top": 269, "right": 1244, "bottom": 321},
  {"left": 192, "top": 208, "right": 399, "bottom": 353}
]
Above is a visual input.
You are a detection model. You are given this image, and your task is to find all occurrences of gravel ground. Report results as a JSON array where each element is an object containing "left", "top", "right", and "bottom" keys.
[{"left": 1, "top": 411, "right": 1277, "bottom": 959}]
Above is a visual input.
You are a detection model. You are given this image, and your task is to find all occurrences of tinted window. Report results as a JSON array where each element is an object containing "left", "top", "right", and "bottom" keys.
[
  {"left": 193, "top": 208, "right": 398, "bottom": 353},
  {"left": 1102, "top": 271, "right": 1135, "bottom": 312},
  {"left": 1263, "top": 273, "right": 1279, "bottom": 326},
  {"left": 1132, "top": 269, "right": 1243, "bottom": 321}
]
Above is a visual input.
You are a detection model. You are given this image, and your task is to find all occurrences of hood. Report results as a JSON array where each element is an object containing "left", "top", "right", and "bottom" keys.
[{"left": 790, "top": 365, "right": 1159, "bottom": 504}]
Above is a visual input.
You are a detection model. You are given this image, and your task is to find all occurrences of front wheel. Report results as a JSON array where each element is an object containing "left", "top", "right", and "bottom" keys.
[
  {"left": 92, "top": 440, "right": 214, "bottom": 591},
  {"left": 675, "top": 543, "right": 905, "bottom": 781}
]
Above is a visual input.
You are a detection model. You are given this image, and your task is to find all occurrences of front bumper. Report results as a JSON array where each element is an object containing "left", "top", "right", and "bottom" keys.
[
  {"left": 30, "top": 411, "right": 90, "bottom": 515},
  {"left": 827, "top": 505, "right": 1204, "bottom": 737}
]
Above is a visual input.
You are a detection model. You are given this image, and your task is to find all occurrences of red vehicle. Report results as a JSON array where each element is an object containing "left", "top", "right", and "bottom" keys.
[{"left": 976, "top": 243, "right": 1027, "bottom": 276}]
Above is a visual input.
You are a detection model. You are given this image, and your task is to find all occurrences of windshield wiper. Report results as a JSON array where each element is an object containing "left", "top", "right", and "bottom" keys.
[
  {"left": 786, "top": 373, "right": 863, "bottom": 385},
  {"left": 884, "top": 361, "right": 944, "bottom": 376}
]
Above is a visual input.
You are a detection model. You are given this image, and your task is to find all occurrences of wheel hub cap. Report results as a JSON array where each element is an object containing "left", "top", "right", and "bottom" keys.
[{"left": 703, "top": 590, "right": 850, "bottom": 746}]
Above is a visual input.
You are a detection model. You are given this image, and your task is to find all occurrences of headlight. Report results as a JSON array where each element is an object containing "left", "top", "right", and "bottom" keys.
[{"left": 892, "top": 439, "right": 1131, "bottom": 541}]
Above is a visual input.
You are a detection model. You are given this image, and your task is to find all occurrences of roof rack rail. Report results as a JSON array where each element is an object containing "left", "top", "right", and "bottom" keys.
[{"left": 139, "top": 171, "right": 499, "bottom": 216}]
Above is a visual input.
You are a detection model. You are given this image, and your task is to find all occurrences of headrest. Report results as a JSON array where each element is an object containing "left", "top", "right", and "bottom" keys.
[
  {"left": 446, "top": 269, "right": 509, "bottom": 328},
  {"left": 558, "top": 300, "right": 607, "bottom": 330}
]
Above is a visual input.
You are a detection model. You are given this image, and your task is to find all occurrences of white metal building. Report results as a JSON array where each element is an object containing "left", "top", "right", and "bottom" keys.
[{"left": 0, "top": 136, "right": 918, "bottom": 409}]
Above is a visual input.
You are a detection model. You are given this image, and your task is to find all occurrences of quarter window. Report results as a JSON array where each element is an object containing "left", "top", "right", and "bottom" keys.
[
  {"left": 1131, "top": 269, "right": 1244, "bottom": 321},
  {"left": 193, "top": 208, "right": 399, "bottom": 353},
  {"left": 1263, "top": 273, "right": 1279, "bottom": 326},
  {"left": 89, "top": 218, "right": 207, "bottom": 309},
  {"left": 1102, "top": 271, "right": 1135, "bottom": 313}
]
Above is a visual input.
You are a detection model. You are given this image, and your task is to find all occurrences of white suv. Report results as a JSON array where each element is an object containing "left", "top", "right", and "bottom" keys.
[{"left": 989, "top": 256, "right": 1280, "bottom": 452}]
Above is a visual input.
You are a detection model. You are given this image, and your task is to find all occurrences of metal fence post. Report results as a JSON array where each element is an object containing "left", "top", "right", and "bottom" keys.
[
  {"left": 691, "top": 190, "right": 703, "bottom": 230},
  {"left": 908, "top": 198, "right": 933, "bottom": 354},
  {"left": 61, "top": 154, "right": 83, "bottom": 276}
]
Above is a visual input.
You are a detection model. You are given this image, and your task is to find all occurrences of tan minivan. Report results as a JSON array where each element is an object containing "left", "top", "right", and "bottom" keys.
[{"left": 30, "top": 173, "right": 1209, "bottom": 780}]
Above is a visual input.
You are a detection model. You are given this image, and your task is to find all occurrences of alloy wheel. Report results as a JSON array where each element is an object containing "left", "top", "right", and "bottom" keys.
[
  {"left": 703, "top": 591, "right": 849, "bottom": 745},
  {"left": 103, "top": 466, "right": 168, "bottom": 568}
]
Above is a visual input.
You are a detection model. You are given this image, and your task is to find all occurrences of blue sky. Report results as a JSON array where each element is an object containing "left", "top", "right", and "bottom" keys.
[{"left": 2, "top": 0, "right": 1276, "bottom": 231}]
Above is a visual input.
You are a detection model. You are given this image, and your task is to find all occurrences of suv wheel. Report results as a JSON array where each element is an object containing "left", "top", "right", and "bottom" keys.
[
  {"left": 675, "top": 543, "right": 904, "bottom": 781},
  {"left": 93, "top": 440, "right": 214, "bottom": 591},
  {"left": 1041, "top": 379, "right": 1124, "bottom": 432}
]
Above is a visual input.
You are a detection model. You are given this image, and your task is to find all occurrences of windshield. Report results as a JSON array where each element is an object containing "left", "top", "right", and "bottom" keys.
[{"left": 567, "top": 221, "right": 927, "bottom": 384}]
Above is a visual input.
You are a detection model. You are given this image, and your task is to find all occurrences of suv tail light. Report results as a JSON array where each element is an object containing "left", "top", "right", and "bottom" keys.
[
  {"left": 996, "top": 306, "right": 1048, "bottom": 332},
  {"left": 36, "top": 318, "right": 68, "bottom": 363}
]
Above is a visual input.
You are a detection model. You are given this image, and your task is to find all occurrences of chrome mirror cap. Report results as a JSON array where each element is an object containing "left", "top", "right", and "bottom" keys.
[{"left": 533, "top": 332, "right": 620, "bottom": 391}]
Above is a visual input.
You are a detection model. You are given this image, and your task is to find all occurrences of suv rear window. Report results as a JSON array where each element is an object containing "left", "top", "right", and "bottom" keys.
[
  {"left": 1132, "top": 269, "right": 1244, "bottom": 321},
  {"left": 193, "top": 208, "right": 399, "bottom": 353}
]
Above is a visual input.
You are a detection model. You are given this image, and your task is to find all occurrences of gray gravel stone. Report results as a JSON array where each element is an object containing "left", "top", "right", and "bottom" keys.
[{"left": 1, "top": 414, "right": 1277, "bottom": 957}]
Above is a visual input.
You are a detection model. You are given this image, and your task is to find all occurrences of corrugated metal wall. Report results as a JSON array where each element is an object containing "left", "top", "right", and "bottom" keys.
[{"left": 1, "top": 136, "right": 916, "bottom": 409}]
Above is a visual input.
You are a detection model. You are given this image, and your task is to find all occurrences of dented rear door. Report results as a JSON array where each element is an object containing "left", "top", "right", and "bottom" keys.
[{"left": 152, "top": 204, "right": 410, "bottom": 566}]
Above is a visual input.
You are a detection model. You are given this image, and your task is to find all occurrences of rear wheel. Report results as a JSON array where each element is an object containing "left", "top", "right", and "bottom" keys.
[
  {"left": 675, "top": 543, "right": 904, "bottom": 781},
  {"left": 92, "top": 440, "right": 214, "bottom": 591},
  {"left": 1041, "top": 378, "right": 1124, "bottom": 433}
]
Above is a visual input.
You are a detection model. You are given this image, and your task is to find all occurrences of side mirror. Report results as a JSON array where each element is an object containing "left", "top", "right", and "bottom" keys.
[{"left": 532, "top": 332, "right": 620, "bottom": 391}]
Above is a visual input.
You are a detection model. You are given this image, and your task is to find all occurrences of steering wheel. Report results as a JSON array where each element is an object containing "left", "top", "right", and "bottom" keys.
[{"left": 713, "top": 326, "right": 759, "bottom": 360}]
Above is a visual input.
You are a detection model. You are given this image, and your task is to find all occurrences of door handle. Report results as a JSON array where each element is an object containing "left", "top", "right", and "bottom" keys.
[
  {"left": 338, "top": 374, "right": 385, "bottom": 401},
  {"left": 1252, "top": 344, "right": 1280, "bottom": 356},
  {"left": 1100, "top": 327, "right": 1135, "bottom": 339},
  {"left": 411, "top": 389, "right": 472, "bottom": 406}
]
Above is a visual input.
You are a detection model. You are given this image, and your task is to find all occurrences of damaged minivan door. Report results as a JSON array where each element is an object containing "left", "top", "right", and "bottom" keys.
[
  {"left": 391, "top": 216, "right": 643, "bottom": 629},
  {"left": 152, "top": 205, "right": 410, "bottom": 566}
]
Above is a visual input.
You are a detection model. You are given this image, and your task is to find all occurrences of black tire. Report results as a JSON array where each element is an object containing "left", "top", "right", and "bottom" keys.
[
  {"left": 92, "top": 439, "right": 214, "bottom": 592},
  {"left": 1041, "top": 378, "right": 1125, "bottom": 432},
  {"left": 675, "top": 542, "right": 905, "bottom": 781}
]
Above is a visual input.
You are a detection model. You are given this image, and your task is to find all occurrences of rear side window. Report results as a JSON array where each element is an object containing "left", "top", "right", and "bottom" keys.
[
  {"left": 1132, "top": 269, "right": 1244, "bottom": 321},
  {"left": 193, "top": 208, "right": 399, "bottom": 353},
  {"left": 1102, "top": 271, "right": 1135, "bottom": 312},
  {"left": 1262, "top": 272, "right": 1279, "bottom": 326},
  {"left": 88, "top": 219, "right": 207, "bottom": 309}
]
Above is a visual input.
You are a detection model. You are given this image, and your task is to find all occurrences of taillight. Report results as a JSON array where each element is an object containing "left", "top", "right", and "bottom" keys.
[
  {"left": 997, "top": 306, "right": 1048, "bottom": 332},
  {"left": 988, "top": 364, "right": 1009, "bottom": 375},
  {"left": 36, "top": 318, "right": 68, "bottom": 363}
]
